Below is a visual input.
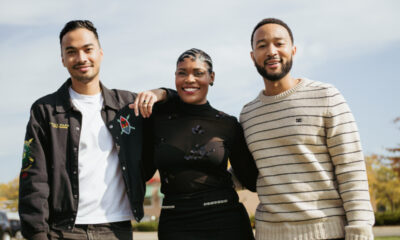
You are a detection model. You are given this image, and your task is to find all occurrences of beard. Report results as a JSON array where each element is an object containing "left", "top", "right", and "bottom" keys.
[
  {"left": 255, "top": 57, "right": 293, "bottom": 82},
  {"left": 70, "top": 64, "right": 99, "bottom": 84}
]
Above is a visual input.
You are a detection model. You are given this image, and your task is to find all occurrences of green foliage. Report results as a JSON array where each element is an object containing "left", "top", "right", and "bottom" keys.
[
  {"left": 132, "top": 220, "right": 158, "bottom": 231},
  {"left": 366, "top": 156, "right": 400, "bottom": 212},
  {"left": 386, "top": 117, "right": 400, "bottom": 176},
  {"left": 375, "top": 237, "right": 400, "bottom": 240},
  {"left": 249, "top": 215, "right": 255, "bottom": 228},
  {"left": 375, "top": 211, "right": 400, "bottom": 226}
]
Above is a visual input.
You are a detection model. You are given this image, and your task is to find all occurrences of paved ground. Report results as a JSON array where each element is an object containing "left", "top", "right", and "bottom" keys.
[
  {"left": 133, "top": 226, "right": 400, "bottom": 240},
  {"left": 133, "top": 232, "right": 157, "bottom": 240},
  {"left": 12, "top": 226, "right": 400, "bottom": 240},
  {"left": 374, "top": 226, "right": 400, "bottom": 237}
]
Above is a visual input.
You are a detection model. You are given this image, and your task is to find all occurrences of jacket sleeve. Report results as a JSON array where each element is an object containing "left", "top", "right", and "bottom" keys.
[
  {"left": 161, "top": 88, "right": 179, "bottom": 101},
  {"left": 18, "top": 104, "right": 50, "bottom": 240},
  {"left": 325, "top": 87, "right": 374, "bottom": 240},
  {"left": 140, "top": 89, "right": 177, "bottom": 181},
  {"left": 228, "top": 118, "right": 259, "bottom": 192},
  {"left": 141, "top": 115, "right": 157, "bottom": 182}
]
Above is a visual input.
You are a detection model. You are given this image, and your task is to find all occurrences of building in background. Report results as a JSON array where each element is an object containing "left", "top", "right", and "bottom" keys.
[
  {"left": 142, "top": 172, "right": 163, "bottom": 222},
  {"left": 142, "top": 171, "right": 259, "bottom": 222}
]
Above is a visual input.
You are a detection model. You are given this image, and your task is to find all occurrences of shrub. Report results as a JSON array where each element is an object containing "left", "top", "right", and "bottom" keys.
[
  {"left": 249, "top": 215, "right": 255, "bottom": 228},
  {"left": 374, "top": 211, "right": 400, "bottom": 226},
  {"left": 132, "top": 220, "right": 158, "bottom": 231}
]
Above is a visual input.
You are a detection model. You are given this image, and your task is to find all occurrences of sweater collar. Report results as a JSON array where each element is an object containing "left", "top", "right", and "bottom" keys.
[{"left": 258, "top": 78, "right": 309, "bottom": 103}]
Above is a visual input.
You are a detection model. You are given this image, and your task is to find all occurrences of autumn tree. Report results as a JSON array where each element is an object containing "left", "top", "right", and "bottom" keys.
[
  {"left": 0, "top": 177, "right": 19, "bottom": 210},
  {"left": 386, "top": 117, "right": 400, "bottom": 176},
  {"left": 366, "top": 154, "right": 400, "bottom": 212},
  {"left": 365, "top": 155, "right": 378, "bottom": 211}
]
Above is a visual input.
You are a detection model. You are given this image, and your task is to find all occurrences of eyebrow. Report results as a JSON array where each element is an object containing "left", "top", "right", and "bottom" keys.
[
  {"left": 255, "top": 37, "right": 285, "bottom": 45},
  {"left": 177, "top": 67, "right": 206, "bottom": 71},
  {"left": 64, "top": 43, "right": 95, "bottom": 51}
]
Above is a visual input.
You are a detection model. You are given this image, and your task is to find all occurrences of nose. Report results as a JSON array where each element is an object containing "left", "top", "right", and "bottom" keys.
[
  {"left": 185, "top": 73, "right": 196, "bottom": 83},
  {"left": 77, "top": 50, "right": 88, "bottom": 63},
  {"left": 266, "top": 44, "right": 278, "bottom": 57}
]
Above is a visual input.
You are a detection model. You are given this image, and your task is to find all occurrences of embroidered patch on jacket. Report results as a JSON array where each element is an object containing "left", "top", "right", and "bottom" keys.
[
  {"left": 21, "top": 138, "right": 34, "bottom": 172},
  {"left": 118, "top": 115, "right": 135, "bottom": 135},
  {"left": 21, "top": 172, "right": 28, "bottom": 179},
  {"left": 49, "top": 122, "right": 69, "bottom": 129}
]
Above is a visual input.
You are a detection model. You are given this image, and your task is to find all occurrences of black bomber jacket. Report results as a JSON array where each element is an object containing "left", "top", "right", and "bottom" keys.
[{"left": 19, "top": 79, "right": 147, "bottom": 240}]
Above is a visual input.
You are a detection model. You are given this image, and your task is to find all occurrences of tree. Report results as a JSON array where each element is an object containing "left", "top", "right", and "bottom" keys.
[
  {"left": 365, "top": 117, "right": 400, "bottom": 213},
  {"left": 386, "top": 117, "right": 400, "bottom": 176},
  {"left": 0, "top": 177, "right": 19, "bottom": 210},
  {"left": 365, "top": 155, "right": 378, "bottom": 211},
  {"left": 374, "top": 165, "right": 400, "bottom": 212},
  {"left": 366, "top": 155, "right": 400, "bottom": 212}
]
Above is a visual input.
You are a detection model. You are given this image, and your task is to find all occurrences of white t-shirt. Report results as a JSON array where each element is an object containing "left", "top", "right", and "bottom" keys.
[{"left": 69, "top": 87, "right": 133, "bottom": 224}]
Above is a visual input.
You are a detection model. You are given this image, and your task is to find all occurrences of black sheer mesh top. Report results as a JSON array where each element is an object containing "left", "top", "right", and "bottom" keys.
[{"left": 143, "top": 94, "right": 258, "bottom": 196}]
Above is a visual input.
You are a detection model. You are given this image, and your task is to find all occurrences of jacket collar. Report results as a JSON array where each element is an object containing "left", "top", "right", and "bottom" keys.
[{"left": 55, "top": 78, "right": 120, "bottom": 113}]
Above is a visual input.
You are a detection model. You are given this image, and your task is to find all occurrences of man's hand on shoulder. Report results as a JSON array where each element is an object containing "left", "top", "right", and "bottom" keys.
[{"left": 129, "top": 89, "right": 167, "bottom": 118}]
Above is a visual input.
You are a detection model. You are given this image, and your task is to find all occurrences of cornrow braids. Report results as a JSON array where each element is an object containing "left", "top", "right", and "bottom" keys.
[{"left": 176, "top": 48, "right": 213, "bottom": 74}]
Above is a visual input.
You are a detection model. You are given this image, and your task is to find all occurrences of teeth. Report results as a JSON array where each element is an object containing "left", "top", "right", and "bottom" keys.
[{"left": 184, "top": 88, "right": 198, "bottom": 91}]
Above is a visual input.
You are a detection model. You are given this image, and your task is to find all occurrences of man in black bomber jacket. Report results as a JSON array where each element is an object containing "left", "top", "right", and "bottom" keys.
[{"left": 19, "top": 20, "right": 165, "bottom": 240}]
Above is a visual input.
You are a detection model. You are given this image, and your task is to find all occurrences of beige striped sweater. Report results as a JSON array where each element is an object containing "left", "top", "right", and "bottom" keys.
[{"left": 240, "top": 78, "right": 374, "bottom": 240}]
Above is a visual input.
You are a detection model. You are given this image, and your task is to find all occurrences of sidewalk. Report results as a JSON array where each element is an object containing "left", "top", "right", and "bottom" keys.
[
  {"left": 374, "top": 226, "right": 400, "bottom": 237},
  {"left": 133, "top": 226, "right": 400, "bottom": 240},
  {"left": 133, "top": 232, "right": 157, "bottom": 240}
]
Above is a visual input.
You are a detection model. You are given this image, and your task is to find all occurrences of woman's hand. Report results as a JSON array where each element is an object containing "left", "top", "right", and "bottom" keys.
[{"left": 129, "top": 89, "right": 167, "bottom": 118}]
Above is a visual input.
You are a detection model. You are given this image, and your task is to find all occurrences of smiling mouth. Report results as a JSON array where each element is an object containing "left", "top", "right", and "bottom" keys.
[
  {"left": 73, "top": 64, "right": 93, "bottom": 71},
  {"left": 182, "top": 87, "right": 199, "bottom": 93},
  {"left": 264, "top": 59, "right": 281, "bottom": 66}
]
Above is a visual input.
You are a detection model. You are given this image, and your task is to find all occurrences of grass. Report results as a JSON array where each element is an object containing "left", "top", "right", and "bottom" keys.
[{"left": 375, "top": 237, "right": 400, "bottom": 240}]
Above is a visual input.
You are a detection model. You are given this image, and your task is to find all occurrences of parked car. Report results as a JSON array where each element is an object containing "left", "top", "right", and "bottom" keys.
[
  {"left": 5, "top": 212, "right": 22, "bottom": 239},
  {"left": 0, "top": 211, "right": 12, "bottom": 240}
]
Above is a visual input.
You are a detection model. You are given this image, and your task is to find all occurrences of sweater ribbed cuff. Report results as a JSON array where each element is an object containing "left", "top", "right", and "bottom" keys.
[
  {"left": 345, "top": 225, "right": 374, "bottom": 240},
  {"left": 255, "top": 216, "right": 345, "bottom": 240}
]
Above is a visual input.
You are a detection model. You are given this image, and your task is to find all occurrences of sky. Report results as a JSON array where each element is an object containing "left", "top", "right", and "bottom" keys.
[{"left": 0, "top": 0, "right": 399, "bottom": 183}]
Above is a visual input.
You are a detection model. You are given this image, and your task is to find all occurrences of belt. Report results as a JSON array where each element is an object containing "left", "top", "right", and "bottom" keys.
[{"left": 161, "top": 188, "right": 239, "bottom": 210}]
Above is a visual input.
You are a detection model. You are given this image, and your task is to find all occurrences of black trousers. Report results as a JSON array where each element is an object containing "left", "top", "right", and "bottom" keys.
[
  {"left": 158, "top": 189, "right": 255, "bottom": 240},
  {"left": 48, "top": 221, "right": 133, "bottom": 240}
]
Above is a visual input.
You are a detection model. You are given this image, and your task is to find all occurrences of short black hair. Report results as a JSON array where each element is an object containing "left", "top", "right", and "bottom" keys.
[
  {"left": 251, "top": 18, "right": 293, "bottom": 48},
  {"left": 59, "top": 20, "right": 99, "bottom": 45},
  {"left": 176, "top": 48, "right": 213, "bottom": 74}
]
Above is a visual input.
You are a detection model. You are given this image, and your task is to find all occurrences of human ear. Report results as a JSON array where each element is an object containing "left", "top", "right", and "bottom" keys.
[
  {"left": 250, "top": 51, "right": 256, "bottom": 64},
  {"left": 291, "top": 45, "right": 297, "bottom": 56},
  {"left": 209, "top": 72, "right": 215, "bottom": 86}
]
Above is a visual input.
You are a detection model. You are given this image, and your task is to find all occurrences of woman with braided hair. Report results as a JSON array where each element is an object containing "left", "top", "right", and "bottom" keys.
[{"left": 134, "top": 48, "right": 258, "bottom": 240}]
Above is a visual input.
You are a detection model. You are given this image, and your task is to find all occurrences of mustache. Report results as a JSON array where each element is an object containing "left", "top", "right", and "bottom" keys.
[
  {"left": 73, "top": 63, "right": 93, "bottom": 69},
  {"left": 263, "top": 56, "right": 281, "bottom": 65}
]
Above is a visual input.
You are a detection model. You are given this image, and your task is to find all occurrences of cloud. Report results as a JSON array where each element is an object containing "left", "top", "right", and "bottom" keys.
[
  {"left": 0, "top": 0, "right": 399, "bottom": 182},
  {"left": 289, "top": 1, "right": 400, "bottom": 58}
]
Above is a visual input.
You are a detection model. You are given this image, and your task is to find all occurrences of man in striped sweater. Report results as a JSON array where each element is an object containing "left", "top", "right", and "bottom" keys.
[{"left": 240, "top": 18, "right": 374, "bottom": 240}]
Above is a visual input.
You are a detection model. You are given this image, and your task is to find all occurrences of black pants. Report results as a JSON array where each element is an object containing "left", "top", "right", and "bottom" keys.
[
  {"left": 158, "top": 189, "right": 255, "bottom": 240},
  {"left": 48, "top": 221, "right": 133, "bottom": 240}
]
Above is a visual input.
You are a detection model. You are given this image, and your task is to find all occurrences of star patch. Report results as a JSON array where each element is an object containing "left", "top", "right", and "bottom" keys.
[
  {"left": 117, "top": 115, "right": 135, "bottom": 135},
  {"left": 22, "top": 138, "right": 34, "bottom": 172}
]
